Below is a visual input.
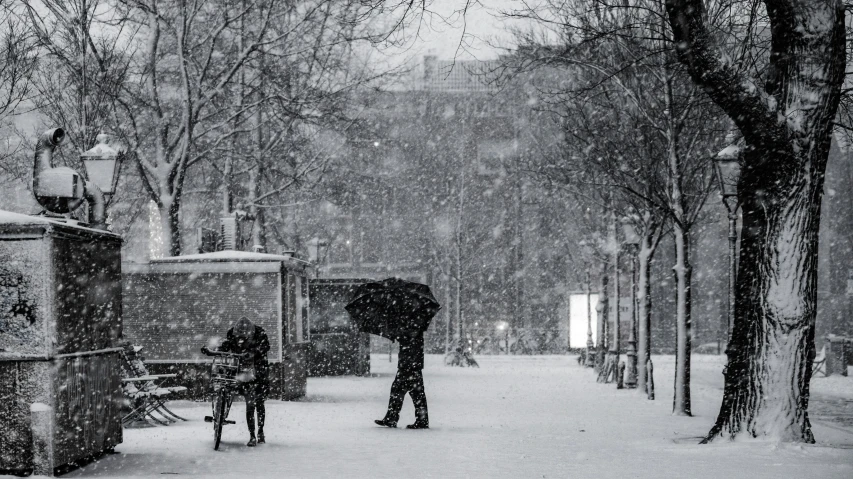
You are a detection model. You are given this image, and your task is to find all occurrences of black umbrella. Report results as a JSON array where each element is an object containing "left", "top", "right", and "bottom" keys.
[{"left": 345, "top": 278, "right": 441, "bottom": 340}]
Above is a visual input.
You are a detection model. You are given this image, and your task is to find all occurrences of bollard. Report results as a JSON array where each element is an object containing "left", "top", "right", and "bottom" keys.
[
  {"left": 646, "top": 359, "right": 655, "bottom": 400},
  {"left": 617, "top": 361, "right": 625, "bottom": 389},
  {"left": 825, "top": 336, "right": 849, "bottom": 377},
  {"left": 30, "top": 403, "right": 54, "bottom": 477}
]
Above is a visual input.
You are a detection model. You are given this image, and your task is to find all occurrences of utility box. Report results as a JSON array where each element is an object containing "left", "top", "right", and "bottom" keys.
[
  {"left": 825, "top": 335, "right": 850, "bottom": 377},
  {"left": 122, "top": 251, "right": 312, "bottom": 400},
  {"left": 0, "top": 210, "right": 123, "bottom": 475},
  {"left": 308, "top": 279, "right": 371, "bottom": 377}
]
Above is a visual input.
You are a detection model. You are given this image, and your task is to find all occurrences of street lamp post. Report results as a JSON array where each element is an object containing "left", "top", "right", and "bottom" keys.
[
  {"left": 713, "top": 141, "right": 742, "bottom": 352},
  {"left": 77, "top": 132, "right": 123, "bottom": 230},
  {"left": 608, "top": 233, "right": 621, "bottom": 387},
  {"left": 496, "top": 321, "right": 509, "bottom": 355},
  {"left": 621, "top": 218, "right": 640, "bottom": 388},
  {"left": 585, "top": 268, "right": 595, "bottom": 368},
  {"left": 579, "top": 241, "right": 596, "bottom": 368},
  {"left": 80, "top": 134, "right": 123, "bottom": 198},
  {"left": 307, "top": 237, "right": 329, "bottom": 276}
]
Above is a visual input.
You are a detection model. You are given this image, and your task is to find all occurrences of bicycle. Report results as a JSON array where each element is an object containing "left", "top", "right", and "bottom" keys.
[{"left": 201, "top": 347, "right": 252, "bottom": 450}]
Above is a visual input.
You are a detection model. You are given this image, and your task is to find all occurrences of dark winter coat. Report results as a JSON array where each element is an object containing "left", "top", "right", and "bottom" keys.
[
  {"left": 397, "top": 332, "right": 424, "bottom": 372},
  {"left": 219, "top": 325, "right": 271, "bottom": 385}
]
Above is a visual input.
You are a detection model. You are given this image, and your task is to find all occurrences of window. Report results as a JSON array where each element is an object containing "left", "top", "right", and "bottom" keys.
[
  {"left": 285, "top": 274, "right": 307, "bottom": 344},
  {"left": 301, "top": 277, "right": 310, "bottom": 340},
  {"left": 293, "top": 276, "right": 304, "bottom": 343},
  {"left": 477, "top": 139, "right": 517, "bottom": 175},
  {"left": 327, "top": 217, "right": 352, "bottom": 266}
]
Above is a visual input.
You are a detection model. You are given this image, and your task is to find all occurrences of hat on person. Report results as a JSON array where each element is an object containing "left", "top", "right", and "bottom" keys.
[{"left": 234, "top": 317, "right": 254, "bottom": 338}]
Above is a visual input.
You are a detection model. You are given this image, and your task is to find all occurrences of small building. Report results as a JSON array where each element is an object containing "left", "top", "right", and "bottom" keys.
[
  {"left": 122, "top": 250, "right": 312, "bottom": 400},
  {"left": 0, "top": 211, "right": 123, "bottom": 473},
  {"left": 308, "top": 279, "right": 371, "bottom": 376}
]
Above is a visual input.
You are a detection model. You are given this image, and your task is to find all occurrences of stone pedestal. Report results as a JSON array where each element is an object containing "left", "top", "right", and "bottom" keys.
[
  {"left": 825, "top": 335, "right": 849, "bottom": 377},
  {"left": 0, "top": 211, "right": 123, "bottom": 474}
]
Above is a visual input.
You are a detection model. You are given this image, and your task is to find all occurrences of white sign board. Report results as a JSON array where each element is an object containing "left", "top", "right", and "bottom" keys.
[{"left": 569, "top": 293, "right": 599, "bottom": 348}]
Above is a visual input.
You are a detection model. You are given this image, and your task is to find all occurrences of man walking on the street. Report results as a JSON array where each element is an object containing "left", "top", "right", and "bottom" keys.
[{"left": 375, "top": 331, "right": 429, "bottom": 429}]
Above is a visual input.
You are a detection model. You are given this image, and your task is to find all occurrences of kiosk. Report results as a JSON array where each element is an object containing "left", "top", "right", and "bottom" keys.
[
  {"left": 308, "top": 278, "right": 371, "bottom": 376},
  {"left": 122, "top": 251, "right": 312, "bottom": 400},
  {"left": 0, "top": 211, "right": 123, "bottom": 474}
]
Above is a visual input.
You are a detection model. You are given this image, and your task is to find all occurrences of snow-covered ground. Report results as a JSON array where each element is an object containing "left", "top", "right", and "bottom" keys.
[{"left": 13, "top": 354, "right": 853, "bottom": 479}]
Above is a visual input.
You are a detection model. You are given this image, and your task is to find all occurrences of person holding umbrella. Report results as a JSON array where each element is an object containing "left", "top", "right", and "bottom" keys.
[
  {"left": 375, "top": 330, "right": 429, "bottom": 429},
  {"left": 344, "top": 277, "right": 440, "bottom": 430}
]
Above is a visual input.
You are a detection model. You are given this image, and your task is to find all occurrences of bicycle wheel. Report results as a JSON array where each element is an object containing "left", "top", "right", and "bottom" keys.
[{"left": 213, "top": 393, "right": 227, "bottom": 450}]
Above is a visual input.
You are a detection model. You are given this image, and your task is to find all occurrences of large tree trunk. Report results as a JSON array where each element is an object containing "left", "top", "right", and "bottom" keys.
[
  {"left": 705, "top": 140, "right": 828, "bottom": 442},
  {"left": 158, "top": 199, "right": 181, "bottom": 257},
  {"left": 665, "top": 0, "right": 845, "bottom": 442}
]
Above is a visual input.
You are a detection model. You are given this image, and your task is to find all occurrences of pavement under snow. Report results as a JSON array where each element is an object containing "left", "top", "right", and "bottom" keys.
[{"left": 11, "top": 354, "right": 853, "bottom": 479}]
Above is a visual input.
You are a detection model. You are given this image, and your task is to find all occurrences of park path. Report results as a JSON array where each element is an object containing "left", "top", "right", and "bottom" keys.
[
  {"left": 810, "top": 394, "right": 853, "bottom": 433},
  {"left": 33, "top": 354, "right": 853, "bottom": 479},
  {"left": 685, "top": 354, "right": 853, "bottom": 437}
]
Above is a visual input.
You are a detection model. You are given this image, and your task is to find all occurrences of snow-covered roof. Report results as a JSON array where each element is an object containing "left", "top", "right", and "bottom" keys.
[
  {"left": 153, "top": 250, "right": 303, "bottom": 263},
  {"left": 128, "top": 250, "right": 314, "bottom": 275},
  {"left": 0, "top": 209, "right": 120, "bottom": 237},
  {"left": 0, "top": 210, "right": 55, "bottom": 225}
]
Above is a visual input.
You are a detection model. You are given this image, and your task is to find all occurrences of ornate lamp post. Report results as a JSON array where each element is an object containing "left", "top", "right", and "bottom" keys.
[
  {"left": 621, "top": 218, "right": 641, "bottom": 388},
  {"left": 580, "top": 241, "right": 596, "bottom": 367},
  {"left": 496, "top": 320, "right": 509, "bottom": 355},
  {"left": 80, "top": 134, "right": 123, "bottom": 197},
  {"left": 32, "top": 129, "right": 122, "bottom": 231},
  {"left": 607, "top": 210, "right": 622, "bottom": 387},
  {"left": 80, "top": 133, "right": 124, "bottom": 229},
  {"left": 713, "top": 140, "right": 742, "bottom": 351}
]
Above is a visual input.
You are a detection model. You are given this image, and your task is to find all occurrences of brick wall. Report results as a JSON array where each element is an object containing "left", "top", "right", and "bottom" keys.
[{"left": 123, "top": 272, "right": 281, "bottom": 361}]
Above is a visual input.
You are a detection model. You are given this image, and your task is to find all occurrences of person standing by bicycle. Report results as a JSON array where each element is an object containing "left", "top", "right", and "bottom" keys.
[{"left": 217, "top": 316, "right": 270, "bottom": 447}]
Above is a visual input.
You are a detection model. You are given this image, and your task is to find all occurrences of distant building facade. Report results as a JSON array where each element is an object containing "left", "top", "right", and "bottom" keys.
[{"left": 290, "top": 56, "right": 571, "bottom": 353}]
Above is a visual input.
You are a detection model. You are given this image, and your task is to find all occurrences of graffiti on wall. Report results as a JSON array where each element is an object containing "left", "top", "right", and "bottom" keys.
[{"left": 0, "top": 241, "right": 45, "bottom": 356}]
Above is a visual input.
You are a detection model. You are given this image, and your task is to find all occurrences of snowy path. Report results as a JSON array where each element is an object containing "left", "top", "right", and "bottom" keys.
[{"left": 11, "top": 354, "right": 853, "bottom": 479}]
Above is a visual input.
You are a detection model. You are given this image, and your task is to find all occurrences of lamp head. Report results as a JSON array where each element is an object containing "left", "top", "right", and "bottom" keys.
[
  {"left": 714, "top": 146, "right": 741, "bottom": 198},
  {"left": 620, "top": 218, "right": 640, "bottom": 246},
  {"left": 80, "top": 133, "right": 123, "bottom": 195}
]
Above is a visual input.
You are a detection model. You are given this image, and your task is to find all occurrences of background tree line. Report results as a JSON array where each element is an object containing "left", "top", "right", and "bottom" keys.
[
  {"left": 0, "top": 0, "right": 847, "bottom": 444},
  {"left": 491, "top": 0, "right": 848, "bottom": 443},
  {"left": 0, "top": 0, "right": 403, "bottom": 257}
]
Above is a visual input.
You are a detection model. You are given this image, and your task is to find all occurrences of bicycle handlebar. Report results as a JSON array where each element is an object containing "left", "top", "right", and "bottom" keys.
[{"left": 201, "top": 347, "right": 244, "bottom": 358}]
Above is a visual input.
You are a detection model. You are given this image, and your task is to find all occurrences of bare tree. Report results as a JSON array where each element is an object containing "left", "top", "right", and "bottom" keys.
[
  {"left": 0, "top": 5, "right": 42, "bottom": 180},
  {"left": 203, "top": 0, "right": 406, "bottom": 255},
  {"left": 102, "top": 0, "right": 296, "bottom": 257},
  {"left": 665, "top": 0, "right": 846, "bottom": 442},
  {"left": 21, "top": 0, "right": 129, "bottom": 154},
  {"left": 0, "top": 6, "right": 35, "bottom": 121},
  {"left": 503, "top": 0, "right": 722, "bottom": 413}
]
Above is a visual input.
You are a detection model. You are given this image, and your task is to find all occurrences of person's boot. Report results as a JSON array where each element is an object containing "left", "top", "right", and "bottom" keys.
[
  {"left": 247, "top": 435, "right": 257, "bottom": 447},
  {"left": 374, "top": 418, "right": 397, "bottom": 428},
  {"left": 407, "top": 408, "right": 429, "bottom": 429},
  {"left": 257, "top": 429, "right": 265, "bottom": 444}
]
